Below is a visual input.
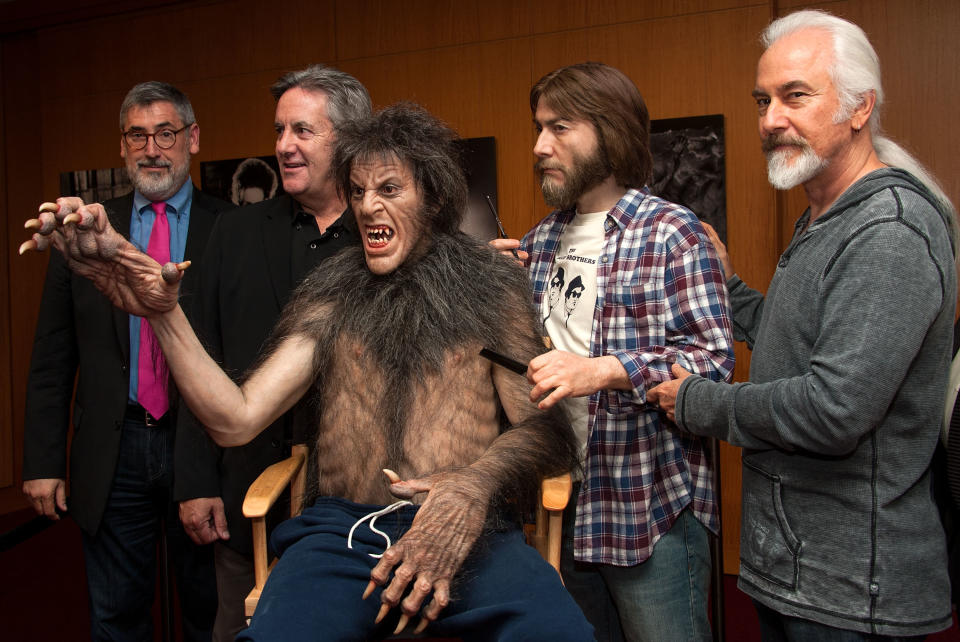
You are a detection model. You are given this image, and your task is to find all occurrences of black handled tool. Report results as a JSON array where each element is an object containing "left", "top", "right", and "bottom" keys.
[
  {"left": 485, "top": 195, "right": 520, "bottom": 259},
  {"left": 479, "top": 347, "right": 527, "bottom": 375}
]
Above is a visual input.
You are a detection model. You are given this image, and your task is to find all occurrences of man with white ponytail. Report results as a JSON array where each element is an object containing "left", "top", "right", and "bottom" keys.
[{"left": 649, "top": 9, "right": 957, "bottom": 639}]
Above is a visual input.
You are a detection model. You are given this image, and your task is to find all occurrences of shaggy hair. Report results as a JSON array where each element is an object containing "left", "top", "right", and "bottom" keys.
[
  {"left": 333, "top": 103, "right": 468, "bottom": 236},
  {"left": 531, "top": 62, "right": 653, "bottom": 190}
]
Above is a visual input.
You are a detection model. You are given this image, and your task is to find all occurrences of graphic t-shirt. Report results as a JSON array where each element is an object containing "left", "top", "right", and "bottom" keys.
[{"left": 541, "top": 210, "right": 606, "bottom": 461}]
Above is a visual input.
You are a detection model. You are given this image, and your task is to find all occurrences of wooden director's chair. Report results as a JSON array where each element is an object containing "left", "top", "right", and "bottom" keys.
[{"left": 242, "top": 444, "right": 573, "bottom": 620}]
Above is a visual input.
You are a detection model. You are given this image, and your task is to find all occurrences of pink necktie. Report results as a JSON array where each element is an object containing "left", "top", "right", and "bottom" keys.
[{"left": 137, "top": 202, "right": 170, "bottom": 419}]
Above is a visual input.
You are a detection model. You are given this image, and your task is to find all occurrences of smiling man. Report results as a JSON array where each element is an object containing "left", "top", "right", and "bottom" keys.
[
  {"left": 22, "top": 81, "right": 230, "bottom": 641},
  {"left": 648, "top": 10, "right": 958, "bottom": 639},
  {"left": 24, "top": 103, "right": 592, "bottom": 641},
  {"left": 171, "top": 65, "right": 371, "bottom": 641}
]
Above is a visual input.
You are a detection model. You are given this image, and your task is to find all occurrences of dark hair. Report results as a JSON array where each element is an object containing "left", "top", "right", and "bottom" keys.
[
  {"left": 270, "top": 64, "right": 372, "bottom": 131},
  {"left": 333, "top": 103, "right": 467, "bottom": 235},
  {"left": 119, "top": 81, "right": 195, "bottom": 130},
  {"left": 530, "top": 62, "right": 653, "bottom": 189}
]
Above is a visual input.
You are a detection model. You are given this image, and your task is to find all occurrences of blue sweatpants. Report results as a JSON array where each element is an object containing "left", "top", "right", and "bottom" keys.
[{"left": 238, "top": 497, "right": 594, "bottom": 641}]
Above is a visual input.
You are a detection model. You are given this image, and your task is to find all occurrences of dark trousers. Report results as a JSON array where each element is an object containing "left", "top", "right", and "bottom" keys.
[
  {"left": 81, "top": 416, "right": 217, "bottom": 641},
  {"left": 212, "top": 542, "right": 255, "bottom": 642},
  {"left": 239, "top": 496, "right": 594, "bottom": 641},
  {"left": 754, "top": 600, "right": 926, "bottom": 642}
]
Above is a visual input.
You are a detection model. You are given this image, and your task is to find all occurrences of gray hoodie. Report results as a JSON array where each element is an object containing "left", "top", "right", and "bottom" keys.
[{"left": 677, "top": 168, "right": 956, "bottom": 635}]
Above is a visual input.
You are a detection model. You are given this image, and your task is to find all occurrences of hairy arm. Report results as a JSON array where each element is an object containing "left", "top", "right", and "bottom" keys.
[
  {"left": 23, "top": 197, "right": 316, "bottom": 447},
  {"left": 149, "top": 307, "right": 315, "bottom": 446}
]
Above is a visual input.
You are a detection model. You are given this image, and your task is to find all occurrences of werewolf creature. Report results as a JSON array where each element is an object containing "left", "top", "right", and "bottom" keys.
[{"left": 22, "top": 104, "right": 590, "bottom": 641}]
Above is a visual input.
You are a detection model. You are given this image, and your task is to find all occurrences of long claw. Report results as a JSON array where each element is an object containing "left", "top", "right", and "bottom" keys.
[
  {"left": 362, "top": 580, "right": 376, "bottom": 600},
  {"left": 383, "top": 468, "right": 401, "bottom": 484},
  {"left": 393, "top": 614, "right": 410, "bottom": 635},
  {"left": 38, "top": 202, "right": 58, "bottom": 213},
  {"left": 24, "top": 219, "right": 42, "bottom": 231},
  {"left": 413, "top": 618, "right": 429, "bottom": 635},
  {"left": 375, "top": 603, "right": 390, "bottom": 624},
  {"left": 63, "top": 213, "right": 82, "bottom": 225},
  {"left": 19, "top": 239, "right": 37, "bottom": 255}
]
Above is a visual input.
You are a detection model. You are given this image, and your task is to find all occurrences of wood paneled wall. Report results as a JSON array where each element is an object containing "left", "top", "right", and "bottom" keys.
[{"left": 1, "top": 0, "right": 957, "bottom": 573}]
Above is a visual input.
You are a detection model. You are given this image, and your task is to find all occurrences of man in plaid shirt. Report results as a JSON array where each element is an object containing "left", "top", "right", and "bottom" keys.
[{"left": 498, "top": 62, "right": 734, "bottom": 640}]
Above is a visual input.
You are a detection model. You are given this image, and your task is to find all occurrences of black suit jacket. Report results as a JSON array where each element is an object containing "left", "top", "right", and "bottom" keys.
[
  {"left": 22, "top": 188, "right": 231, "bottom": 535},
  {"left": 174, "top": 195, "right": 359, "bottom": 555}
]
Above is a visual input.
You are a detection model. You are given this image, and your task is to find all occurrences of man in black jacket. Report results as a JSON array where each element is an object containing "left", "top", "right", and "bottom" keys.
[
  {"left": 21, "top": 81, "right": 229, "bottom": 641},
  {"left": 172, "top": 64, "right": 372, "bottom": 640}
]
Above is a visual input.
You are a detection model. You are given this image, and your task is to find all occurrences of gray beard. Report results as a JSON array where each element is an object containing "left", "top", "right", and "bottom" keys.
[
  {"left": 129, "top": 161, "right": 191, "bottom": 201},
  {"left": 765, "top": 145, "right": 828, "bottom": 190}
]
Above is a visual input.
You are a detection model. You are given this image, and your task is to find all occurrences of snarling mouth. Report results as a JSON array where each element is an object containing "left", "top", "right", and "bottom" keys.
[{"left": 366, "top": 225, "right": 395, "bottom": 248}]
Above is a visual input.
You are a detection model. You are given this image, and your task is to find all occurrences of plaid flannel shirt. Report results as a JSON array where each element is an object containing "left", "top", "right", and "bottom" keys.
[{"left": 521, "top": 188, "right": 734, "bottom": 565}]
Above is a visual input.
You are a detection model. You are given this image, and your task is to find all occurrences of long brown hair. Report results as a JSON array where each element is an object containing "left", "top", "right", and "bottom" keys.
[{"left": 531, "top": 62, "right": 653, "bottom": 190}]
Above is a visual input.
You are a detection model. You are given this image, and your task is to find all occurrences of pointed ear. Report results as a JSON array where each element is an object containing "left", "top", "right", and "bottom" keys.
[{"left": 851, "top": 90, "right": 877, "bottom": 132}]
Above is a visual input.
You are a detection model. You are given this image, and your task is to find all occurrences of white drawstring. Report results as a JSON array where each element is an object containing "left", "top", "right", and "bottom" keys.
[{"left": 346, "top": 500, "right": 413, "bottom": 559}]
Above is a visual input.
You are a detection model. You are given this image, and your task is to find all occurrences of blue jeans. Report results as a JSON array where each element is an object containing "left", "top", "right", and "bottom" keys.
[
  {"left": 753, "top": 600, "right": 927, "bottom": 642},
  {"left": 239, "top": 497, "right": 594, "bottom": 641},
  {"left": 561, "top": 496, "right": 712, "bottom": 642},
  {"left": 82, "top": 416, "right": 217, "bottom": 641}
]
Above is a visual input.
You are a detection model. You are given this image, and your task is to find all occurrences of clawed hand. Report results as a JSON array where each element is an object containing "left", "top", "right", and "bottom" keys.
[
  {"left": 20, "top": 198, "right": 188, "bottom": 318},
  {"left": 362, "top": 469, "right": 487, "bottom": 635}
]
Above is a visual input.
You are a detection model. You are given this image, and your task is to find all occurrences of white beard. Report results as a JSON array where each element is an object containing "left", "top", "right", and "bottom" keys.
[{"left": 766, "top": 145, "right": 828, "bottom": 190}]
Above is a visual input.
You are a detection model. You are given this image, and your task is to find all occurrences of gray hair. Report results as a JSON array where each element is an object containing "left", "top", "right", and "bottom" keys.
[
  {"left": 119, "top": 81, "right": 195, "bottom": 130},
  {"left": 762, "top": 10, "right": 957, "bottom": 238},
  {"left": 270, "top": 64, "right": 372, "bottom": 131}
]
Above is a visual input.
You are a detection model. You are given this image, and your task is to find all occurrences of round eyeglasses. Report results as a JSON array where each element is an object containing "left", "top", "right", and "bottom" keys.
[{"left": 121, "top": 124, "right": 191, "bottom": 150}]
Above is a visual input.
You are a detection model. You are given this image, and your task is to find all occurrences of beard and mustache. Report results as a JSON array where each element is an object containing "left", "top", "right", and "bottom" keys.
[
  {"left": 128, "top": 158, "right": 192, "bottom": 201},
  {"left": 534, "top": 129, "right": 828, "bottom": 203},
  {"left": 762, "top": 134, "right": 829, "bottom": 190},
  {"left": 535, "top": 145, "right": 611, "bottom": 211}
]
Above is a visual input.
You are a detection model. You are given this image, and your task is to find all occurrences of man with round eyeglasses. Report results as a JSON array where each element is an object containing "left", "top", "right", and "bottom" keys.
[{"left": 22, "top": 81, "right": 231, "bottom": 641}]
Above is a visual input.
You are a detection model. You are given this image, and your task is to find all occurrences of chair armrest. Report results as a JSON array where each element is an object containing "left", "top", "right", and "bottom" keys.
[
  {"left": 533, "top": 473, "right": 573, "bottom": 576},
  {"left": 242, "top": 447, "right": 307, "bottom": 519},
  {"left": 541, "top": 473, "right": 572, "bottom": 511},
  {"left": 243, "top": 444, "right": 308, "bottom": 619}
]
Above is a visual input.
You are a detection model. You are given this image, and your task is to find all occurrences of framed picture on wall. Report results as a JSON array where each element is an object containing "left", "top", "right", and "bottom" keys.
[
  {"left": 200, "top": 155, "right": 283, "bottom": 207},
  {"left": 59, "top": 167, "right": 132, "bottom": 203},
  {"left": 650, "top": 114, "right": 726, "bottom": 242}
]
